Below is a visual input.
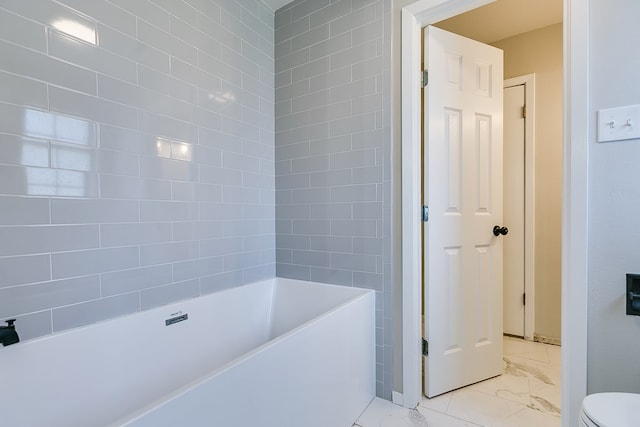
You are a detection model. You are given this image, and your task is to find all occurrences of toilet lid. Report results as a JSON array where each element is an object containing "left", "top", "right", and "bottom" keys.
[{"left": 582, "top": 393, "right": 640, "bottom": 426}]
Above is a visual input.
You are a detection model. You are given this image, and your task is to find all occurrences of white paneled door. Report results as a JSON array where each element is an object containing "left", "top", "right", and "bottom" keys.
[{"left": 423, "top": 26, "right": 504, "bottom": 398}]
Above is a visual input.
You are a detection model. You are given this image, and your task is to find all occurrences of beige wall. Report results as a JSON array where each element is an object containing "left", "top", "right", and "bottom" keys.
[{"left": 492, "top": 23, "right": 563, "bottom": 341}]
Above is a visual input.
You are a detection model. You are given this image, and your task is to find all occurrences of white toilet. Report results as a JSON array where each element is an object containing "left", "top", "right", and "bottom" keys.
[{"left": 579, "top": 392, "right": 640, "bottom": 426}]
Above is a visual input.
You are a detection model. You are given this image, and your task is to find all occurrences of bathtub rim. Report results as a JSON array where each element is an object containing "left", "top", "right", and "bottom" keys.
[{"left": 3, "top": 277, "right": 368, "bottom": 348}]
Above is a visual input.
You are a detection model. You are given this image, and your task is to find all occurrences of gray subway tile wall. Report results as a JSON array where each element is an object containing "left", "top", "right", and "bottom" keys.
[
  {"left": 274, "top": 0, "right": 392, "bottom": 398},
  {"left": 0, "top": 0, "right": 274, "bottom": 338},
  {"left": 1, "top": 0, "right": 394, "bottom": 400}
]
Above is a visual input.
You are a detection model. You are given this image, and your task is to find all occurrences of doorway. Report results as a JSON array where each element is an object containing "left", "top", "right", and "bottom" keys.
[
  {"left": 399, "top": 0, "right": 588, "bottom": 425},
  {"left": 434, "top": 4, "right": 563, "bottom": 347},
  {"left": 421, "top": 4, "right": 562, "bottom": 399}
]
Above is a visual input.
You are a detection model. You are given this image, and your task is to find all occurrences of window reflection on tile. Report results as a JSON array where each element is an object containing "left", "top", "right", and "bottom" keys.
[
  {"left": 15, "top": 136, "right": 49, "bottom": 167},
  {"left": 156, "top": 137, "right": 171, "bottom": 158},
  {"left": 23, "top": 108, "right": 95, "bottom": 146},
  {"left": 51, "top": 143, "right": 94, "bottom": 172},
  {"left": 155, "top": 137, "right": 192, "bottom": 162},
  {"left": 15, "top": 109, "right": 96, "bottom": 196},
  {"left": 25, "top": 168, "right": 89, "bottom": 197},
  {"left": 171, "top": 141, "right": 192, "bottom": 162}
]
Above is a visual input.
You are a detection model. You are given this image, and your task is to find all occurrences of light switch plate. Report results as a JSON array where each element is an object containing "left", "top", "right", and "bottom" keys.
[{"left": 597, "top": 104, "right": 640, "bottom": 142}]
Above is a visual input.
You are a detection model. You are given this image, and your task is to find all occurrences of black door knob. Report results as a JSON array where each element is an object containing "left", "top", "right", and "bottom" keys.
[{"left": 493, "top": 226, "right": 509, "bottom": 236}]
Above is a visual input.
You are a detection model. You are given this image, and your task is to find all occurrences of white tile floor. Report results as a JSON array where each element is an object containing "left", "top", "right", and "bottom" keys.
[{"left": 355, "top": 337, "right": 561, "bottom": 427}]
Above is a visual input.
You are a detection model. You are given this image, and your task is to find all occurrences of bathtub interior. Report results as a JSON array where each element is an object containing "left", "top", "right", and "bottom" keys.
[
  {"left": 119, "top": 278, "right": 375, "bottom": 427},
  {"left": 0, "top": 278, "right": 373, "bottom": 427},
  {"left": 268, "top": 278, "right": 372, "bottom": 338}
]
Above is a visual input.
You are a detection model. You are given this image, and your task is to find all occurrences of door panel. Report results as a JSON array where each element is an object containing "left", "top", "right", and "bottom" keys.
[{"left": 423, "top": 26, "right": 504, "bottom": 398}]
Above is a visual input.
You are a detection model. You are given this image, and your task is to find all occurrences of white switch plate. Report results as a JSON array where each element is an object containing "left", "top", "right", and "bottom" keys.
[{"left": 597, "top": 104, "right": 640, "bottom": 142}]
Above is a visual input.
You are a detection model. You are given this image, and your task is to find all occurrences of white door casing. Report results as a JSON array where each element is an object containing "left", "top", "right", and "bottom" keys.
[
  {"left": 503, "top": 83, "right": 526, "bottom": 337},
  {"left": 423, "top": 26, "right": 504, "bottom": 398}
]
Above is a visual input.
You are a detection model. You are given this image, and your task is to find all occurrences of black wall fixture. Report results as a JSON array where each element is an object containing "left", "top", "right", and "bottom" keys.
[{"left": 626, "top": 274, "right": 640, "bottom": 316}]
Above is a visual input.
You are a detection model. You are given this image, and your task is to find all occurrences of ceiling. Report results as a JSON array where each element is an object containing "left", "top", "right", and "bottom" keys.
[
  {"left": 434, "top": 0, "right": 563, "bottom": 43},
  {"left": 265, "top": 0, "right": 562, "bottom": 44}
]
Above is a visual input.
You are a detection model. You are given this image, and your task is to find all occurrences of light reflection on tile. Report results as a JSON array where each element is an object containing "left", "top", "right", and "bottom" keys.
[
  {"left": 356, "top": 337, "right": 561, "bottom": 427},
  {"left": 51, "top": 18, "right": 96, "bottom": 45}
]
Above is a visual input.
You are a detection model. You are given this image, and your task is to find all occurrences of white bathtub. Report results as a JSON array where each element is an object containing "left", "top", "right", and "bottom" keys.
[{"left": 0, "top": 278, "right": 375, "bottom": 427}]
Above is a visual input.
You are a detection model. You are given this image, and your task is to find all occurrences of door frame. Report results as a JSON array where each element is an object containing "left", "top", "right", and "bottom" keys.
[
  {"left": 503, "top": 74, "right": 536, "bottom": 342},
  {"left": 400, "top": 2, "right": 589, "bottom": 427}
]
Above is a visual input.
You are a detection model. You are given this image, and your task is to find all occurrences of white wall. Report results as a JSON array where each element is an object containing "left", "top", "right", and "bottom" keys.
[{"left": 587, "top": 0, "right": 640, "bottom": 393}]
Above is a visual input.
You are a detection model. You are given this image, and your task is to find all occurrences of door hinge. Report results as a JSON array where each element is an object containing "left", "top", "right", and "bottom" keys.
[
  {"left": 422, "top": 338, "right": 429, "bottom": 356},
  {"left": 421, "top": 70, "right": 428, "bottom": 88},
  {"left": 523, "top": 293, "right": 526, "bottom": 306},
  {"left": 421, "top": 205, "right": 429, "bottom": 222},
  {"left": 522, "top": 105, "right": 527, "bottom": 119}
]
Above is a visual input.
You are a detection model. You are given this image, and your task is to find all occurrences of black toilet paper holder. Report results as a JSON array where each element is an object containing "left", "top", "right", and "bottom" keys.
[{"left": 626, "top": 274, "right": 640, "bottom": 316}]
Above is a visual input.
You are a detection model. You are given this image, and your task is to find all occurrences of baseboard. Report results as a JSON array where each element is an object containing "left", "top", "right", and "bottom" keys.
[{"left": 533, "top": 333, "right": 561, "bottom": 346}]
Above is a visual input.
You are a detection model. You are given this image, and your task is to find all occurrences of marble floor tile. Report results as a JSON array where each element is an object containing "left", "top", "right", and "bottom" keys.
[
  {"left": 417, "top": 406, "right": 483, "bottom": 426},
  {"left": 442, "top": 388, "right": 526, "bottom": 426},
  {"left": 546, "top": 342, "right": 561, "bottom": 360},
  {"left": 354, "top": 397, "right": 429, "bottom": 427},
  {"left": 505, "top": 354, "right": 561, "bottom": 387},
  {"left": 466, "top": 371, "right": 531, "bottom": 405},
  {"left": 419, "top": 391, "right": 453, "bottom": 413},
  {"left": 529, "top": 381, "right": 561, "bottom": 416},
  {"left": 503, "top": 337, "right": 550, "bottom": 362},
  {"left": 498, "top": 405, "right": 561, "bottom": 427},
  {"left": 355, "top": 337, "right": 561, "bottom": 427}
]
